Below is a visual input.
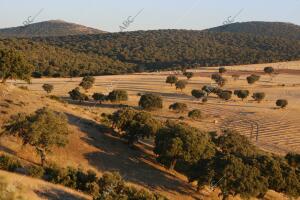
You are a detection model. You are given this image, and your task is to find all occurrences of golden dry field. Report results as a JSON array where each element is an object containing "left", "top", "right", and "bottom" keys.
[{"left": 1, "top": 61, "right": 300, "bottom": 200}]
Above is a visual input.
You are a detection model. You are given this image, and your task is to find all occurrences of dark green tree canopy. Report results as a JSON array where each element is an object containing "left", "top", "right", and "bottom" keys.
[
  {"left": 191, "top": 89, "right": 206, "bottom": 100},
  {"left": 139, "top": 93, "right": 163, "bottom": 110},
  {"left": 107, "top": 89, "right": 128, "bottom": 102},
  {"left": 69, "top": 87, "right": 89, "bottom": 102},
  {"left": 276, "top": 99, "right": 288, "bottom": 108},
  {"left": 247, "top": 74, "right": 260, "bottom": 84},
  {"left": 188, "top": 109, "right": 202, "bottom": 120},
  {"left": 252, "top": 92, "right": 266, "bottom": 103},
  {"left": 175, "top": 80, "right": 188, "bottom": 91},
  {"left": 166, "top": 75, "right": 178, "bottom": 86},
  {"left": 42, "top": 84, "right": 54, "bottom": 94},
  {"left": 0, "top": 49, "right": 33, "bottom": 83},
  {"left": 169, "top": 102, "right": 188, "bottom": 113},
  {"left": 1, "top": 107, "right": 70, "bottom": 166},
  {"left": 234, "top": 90, "right": 250, "bottom": 101},
  {"left": 183, "top": 72, "right": 194, "bottom": 80}
]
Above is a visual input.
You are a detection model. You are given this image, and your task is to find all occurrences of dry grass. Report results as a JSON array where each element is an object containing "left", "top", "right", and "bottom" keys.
[{"left": 0, "top": 60, "right": 300, "bottom": 199}]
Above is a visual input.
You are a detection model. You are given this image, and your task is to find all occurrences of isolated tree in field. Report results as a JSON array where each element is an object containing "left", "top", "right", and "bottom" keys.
[
  {"left": 218, "top": 90, "right": 232, "bottom": 101},
  {"left": 234, "top": 90, "right": 250, "bottom": 101},
  {"left": 139, "top": 93, "right": 163, "bottom": 110},
  {"left": 1, "top": 108, "right": 69, "bottom": 166},
  {"left": 92, "top": 93, "right": 106, "bottom": 104},
  {"left": 42, "top": 84, "right": 54, "bottom": 94},
  {"left": 166, "top": 75, "right": 178, "bottom": 86},
  {"left": 183, "top": 72, "right": 194, "bottom": 80},
  {"left": 247, "top": 74, "right": 260, "bottom": 85},
  {"left": 107, "top": 109, "right": 161, "bottom": 146},
  {"left": 82, "top": 76, "right": 95, "bottom": 84},
  {"left": 107, "top": 90, "right": 128, "bottom": 102},
  {"left": 276, "top": 99, "right": 288, "bottom": 109},
  {"left": 188, "top": 109, "right": 202, "bottom": 120},
  {"left": 175, "top": 80, "right": 187, "bottom": 91},
  {"left": 211, "top": 73, "right": 227, "bottom": 87},
  {"left": 0, "top": 49, "right": 33, "bottom": 83},
  {"left": 80, "top": 80, "right": 93, "bottom": 92},
  {"left": 169, "top": 102, "right": 188, "bottom": 113},
  {"left": 264, "top": 67, "right": 275, "bottom": 80},
  {"left": 154, "top": 121, "right": 215, "bottom": 170},
  {"left": 232, "top": 74, "right": 240, "bottom": 81},
  {"left": 211, "top": 73, "right": 222, "bottom": 82},
  {"left": 69, "top": 87, "right": 89, "bottom": 102},
  {"left": 252, "top": 92, "right": 265, "bottom": 103},
  {"left": 219, "top": 67, "right": 227, "bottom": 74},
  {"left": 191, "top": 89, "right": 206, "bottom": 100}
]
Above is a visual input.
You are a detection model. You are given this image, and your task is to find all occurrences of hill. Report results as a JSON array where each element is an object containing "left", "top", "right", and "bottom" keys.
[
  {"left": 35, "top": 29, "right": 300, "bottom": 71},
  {"left": 205, "top": 21, "right": 300, "bottom": 40},
  {"left": 0, "top": 20, "right": 105, "bottom": 38},
  {"left": 0, "top": 21, "right": 300, "bottom": 76}
]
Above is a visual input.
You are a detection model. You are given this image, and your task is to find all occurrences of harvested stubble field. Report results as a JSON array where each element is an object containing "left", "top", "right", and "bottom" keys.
[{"left": 1, "top": 61, "right": 300, "bottom": 200}]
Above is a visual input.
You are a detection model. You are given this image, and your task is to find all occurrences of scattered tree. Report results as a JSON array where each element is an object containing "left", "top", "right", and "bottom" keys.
[
  {"left": 188, "top": 109, "right": 202, "bottom": 120},
  {"left": 92, "top": 93, "right": 106, "bottom": 104},
  {"left": 218, "top": 90, "right": 232, "bottom": 101},
  {"left": 219, "top": 67, "right": 227, "bottom": 74},
  {"left": 169, "top": 102, "right": 188, "bottom": 113},
  {"left": 154, "top": 121, "right": 215, "bottom": 170},
  {"left": 2, "top": 108, "right": 70, "bottom": 166},
  {"left": 276, "top": 99, "right": 288, "bottom": 109},
  {"left": 247, "top": 74, "right": 260, "bottom": 85},
  {"left": 107, "top": 90, "right": 128, "bottom": 102},
  {"left": 166, "top": 75, "right": 178, "bottom": 86},
  {"left": 175, "top": 80, "right": 188, "bottom": 91},
  {"left": 139, "top": 93, "right": 163, "bottom": 110},
  {"left": 183, "top": 72, "right": 194, "bottom": 80},
  {"left": 252, "top": 92, "right": 266, "bottom": 103},
  {"left": 234, "top": 90, "right": 250, "bottom": 101},
  {"left": 264, "top": 67, "right": 275, "bottom": 80},
  {"left": 191, "top": 90, "right": 206, "bottom": 100},
  {"left": 42, "top": 84, "right": 54, "bottom": 94},
  {"left": 202, "top": 85, "right": 215, "bottom": 96},
  {"left": 69, "top": 87, "right": 89, "bottom": 102}
]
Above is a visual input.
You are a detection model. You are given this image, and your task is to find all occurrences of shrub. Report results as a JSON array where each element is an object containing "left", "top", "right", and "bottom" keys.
[
  {"left": 234, "top": 90, "right": 250, "bottom": 101},
  {"left": 79, "top": 80, "right": 94, "bottom": 91},
  {"left": 252, "top": 92, "right": 265, "bottom": 103},
  {"left": 218, "top": 90, "right": 232, "bottom": 101},
  {"left": 139, "top": 93, "right": 163, "bottom": 110},
  {"left": 188, "top": 109, "right": 202, "bottom": 120},
  {"left": 28, "top": 165, "right": 45, "bottom": 178},
  {"left": 169, "top": 102, "right": 188, "bottom": 113},
  {"left": 191, "top": 89, "right": 206, "bottom": 100},
  {"left": 32, "top": 71, "right": 42, "bottom": 78},
  {"left": 69, "top": 87, "right": 89, "bottom": 102},
  {"left": 264, "top": 67, "right": 275, "bottom": 75},
  {"left": 183, "top": 72, "right": 194, "bottom": 80},
  {"left": 219, "top": 67, "right": 227, "bottom": 74},
  {"left": 92, "top": 93, "right": 105, "bottom": 103},
  {"left": 276, "top": 99, "right": 288, "bottom": 108},
  {"left": 107, "top": 90, "right": 128, "bottom": 102},
  {"left": 166, "top": 75, "right": 178, "bottom": 86},
  {"left": 0, "top": 155, "right": 22, "bottom": 172},
  {"left": 42, "top": 84, "right": 54, "bottom": 94},
  {"left": 175, "top": 80, "right": 188, "bottom": 91},
  {"left": 247, "top": 74, "right": 260, "bottom": 84}
]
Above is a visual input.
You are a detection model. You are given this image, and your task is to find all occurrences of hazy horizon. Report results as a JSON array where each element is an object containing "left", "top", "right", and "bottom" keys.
[{"left": 0, "top": 0, "right": 300, "bottom": 32}]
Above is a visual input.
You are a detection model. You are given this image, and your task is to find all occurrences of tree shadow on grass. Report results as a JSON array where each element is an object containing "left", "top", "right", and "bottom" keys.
[
  {"left": 65, "top": 113, "right": 202, "bottom": 199},
  {"left": 35, "top": 188, "right": 88, "bottom": 200}
]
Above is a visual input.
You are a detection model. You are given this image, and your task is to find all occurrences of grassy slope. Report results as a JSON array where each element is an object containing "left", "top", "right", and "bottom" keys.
[
  {"left": 1, "top": 60, "right": 299, "bottom": 199},
  {"left": 0, "top": 170, "right": 90, "bottom": 200}
]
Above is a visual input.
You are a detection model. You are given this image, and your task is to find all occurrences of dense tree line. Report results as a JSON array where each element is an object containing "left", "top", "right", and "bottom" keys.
[{"left": 34, "top": 30, "right": 300, "bottom": 71}]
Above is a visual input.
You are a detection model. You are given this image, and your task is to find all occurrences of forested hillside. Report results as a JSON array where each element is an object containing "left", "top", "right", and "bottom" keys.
[
  {"left": 206, "top": 21, "right": 300, "bottom": 40},
  {"left": 35, "top": 30, "right": 300, "bottom": 71},
  {"left": 1, "top": 22, "right": 300, "bottom": 77}
]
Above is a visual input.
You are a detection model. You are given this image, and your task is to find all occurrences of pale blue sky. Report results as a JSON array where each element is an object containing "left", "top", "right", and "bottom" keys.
[{"left": 0, "top": 0, "right": 299, "bottom": 32}]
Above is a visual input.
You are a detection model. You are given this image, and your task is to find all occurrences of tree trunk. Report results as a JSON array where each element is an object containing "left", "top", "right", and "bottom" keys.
[
  {"left": 169, "top": 159, "right": 177, "bottom": 170},
  {"left": 36, "top": 148, "right": 46, "bottom": 167}
]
